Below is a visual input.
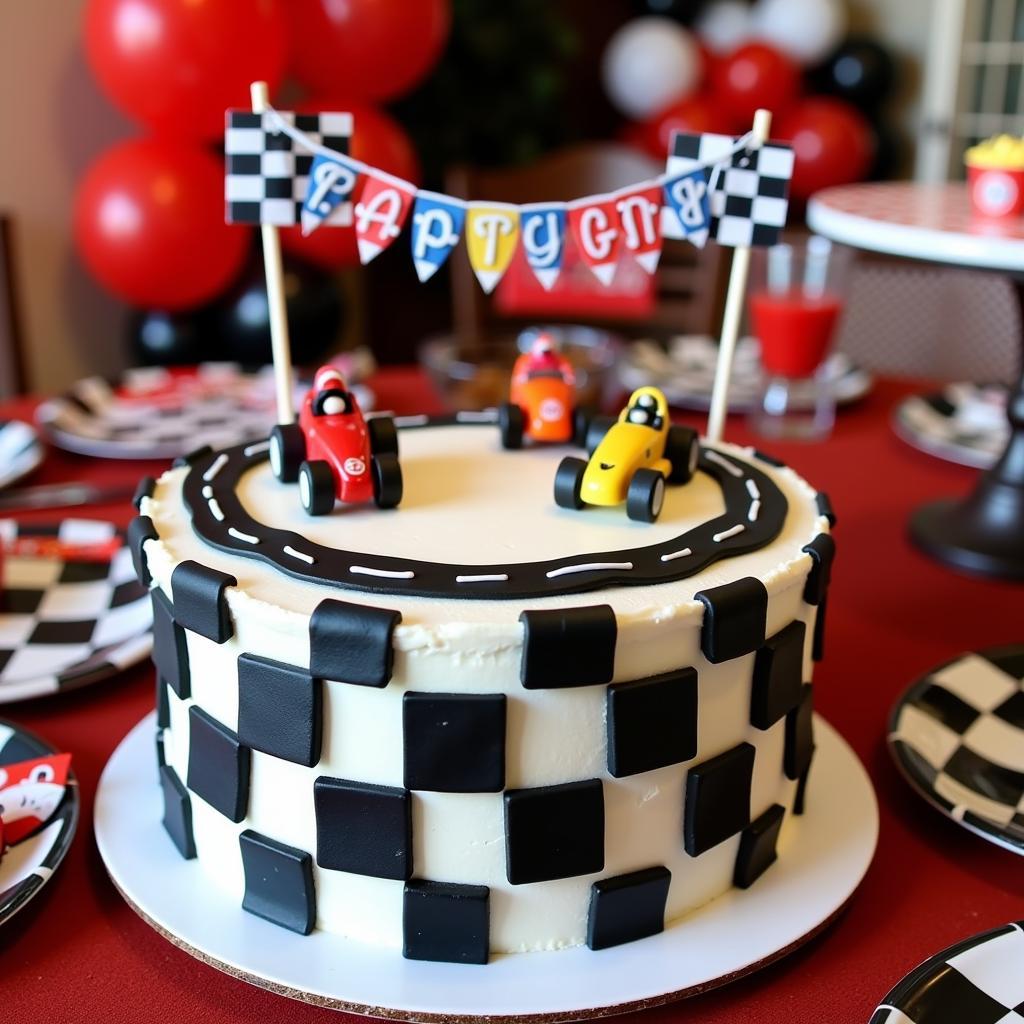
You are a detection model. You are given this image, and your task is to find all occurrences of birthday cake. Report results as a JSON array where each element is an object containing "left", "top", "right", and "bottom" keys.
[{"left": 129, "top": 380, "right": 834, "bottom": 965}]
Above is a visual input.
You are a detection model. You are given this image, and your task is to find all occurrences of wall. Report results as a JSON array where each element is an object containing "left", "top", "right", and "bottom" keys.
[{"left": 0, "top": 1, "right": 130, "bottom": 394}]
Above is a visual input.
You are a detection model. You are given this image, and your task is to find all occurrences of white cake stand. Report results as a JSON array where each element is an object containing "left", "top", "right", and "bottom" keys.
[{"left": 95, "top": 713, "right": 877, "bottom": 1022}]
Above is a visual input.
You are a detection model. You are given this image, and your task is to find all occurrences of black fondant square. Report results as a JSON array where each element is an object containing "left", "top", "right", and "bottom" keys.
[
  {"left": 683, "top": 742, "right": 754, "bottom": 856},
  {"left": 127, "top": 515, "right": 157, "bottom": 586},
  {"left": 695, "top": 579, "right": 768, "bottom": 664},
  {"left": 519, "top": 606, "right": 617, "bottom": 689},
  {"left": 58, "top": 560, "right": 111, "bottom": 584},
  {"left": 734, "top": 803, "right": 785, "bottom": 888},
  {"left": 793, "top": 748, "right": 815, "bottom": 815},
  {"left": 171, "top": 561, "right": 236, "bottom": 644},
  {"left": 156, "top": 676, "right": 170, "bottom": 729},
  {"left": 240, "top": 829, "right": 316, "bottom": 935},
  {"left": 587, "top": 866, "right": 671, "bottom": 950},
  {"left": 812, "top": 595, "right": 828, "bottom": 662},
  {"left": 785, "top": 685, "right": 814, "bottom": 781},
  {"left": 133, "top": 475, "right": 156, "bottom": 510},
  {"left": 403, "top": 692, "right": 506, "bottom": 792},
  {"left": 802, "top": 534, "right": 835, "bottom": 606},
  {"left": 607, "top": 668, "right": 698, "bottom": 777},
  {"left": 238, "top": 653, "right": 322, "bottom": 768},
  {"left": 151, "top": 588, "right": 190, "bottom": 699},
  {"left": 403, "top": 879, "right": 490, "bottom": 965},
  {"left": 751, "top": 621, "right": 806, "bottom": 730},
  {"left": 314, "top": 777, "right": 412, "bottom": 879},
  {"left": 309, "top": 598, "right": 401, "bottom": 687},
  {"left": 994, "top": 689, "right": 1024, "bottom": 730},
  {"left": 160, "top": 764, "right": 195, "bottom": 860},
  {"left": 504, "top": 779, "right": 604, "bottom": 884},
  {"left": 186, "top": 705, "right": 251, "bottom": 822}
]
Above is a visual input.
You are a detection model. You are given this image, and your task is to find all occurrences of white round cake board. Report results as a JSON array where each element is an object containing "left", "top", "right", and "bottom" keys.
[{"left": 95, "top": 713, "right": 877, "bottom": 1022}]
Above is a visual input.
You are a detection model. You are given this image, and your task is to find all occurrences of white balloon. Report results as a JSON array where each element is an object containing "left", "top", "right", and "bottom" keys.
[
  {"left": 751, "top": 0, "right": 847, "bottom": 66},
  {"left": 695, "top": 0, "right": 754, "bottom": 55},
  {"left": 601, "top": 17, "right": 703, "bottom": 121}
]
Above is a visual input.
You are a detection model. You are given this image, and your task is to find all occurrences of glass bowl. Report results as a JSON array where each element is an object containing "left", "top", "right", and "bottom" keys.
[{"left": 419, "top": 326, "right": 622, "bottom": 412}]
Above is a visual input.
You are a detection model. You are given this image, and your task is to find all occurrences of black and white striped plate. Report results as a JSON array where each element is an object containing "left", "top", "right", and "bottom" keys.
[
  {"left": 0, "top": 720, "right": 78, "bottom": 926},
  {"left": 0, "top": 519, "right": 153, "bottom": 703},
  {"left": 0, "top": 420, "right": 44, "bottom": 489},
  {"left": 619, "top": 335, "right": 873, "bottom": 413},
  {"left": 893, "top": 384, "right": 1008, "bottom": 469},
  {"left": 871, "top": 921, "right": 1024, "bottom": 1023}
]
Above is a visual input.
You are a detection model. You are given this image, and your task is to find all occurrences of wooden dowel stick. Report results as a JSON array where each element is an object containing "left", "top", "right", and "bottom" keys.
[
  {"left": 250, "top": 80, "right": 295, "bottom": 426},
  {"left": 706, "top": 107, "right": 773, "bottom": 444}
]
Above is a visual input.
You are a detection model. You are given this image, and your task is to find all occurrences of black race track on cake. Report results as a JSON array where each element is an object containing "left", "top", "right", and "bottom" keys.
[{"left": 180, "top": 416, "right": 790, "bottom": 600}]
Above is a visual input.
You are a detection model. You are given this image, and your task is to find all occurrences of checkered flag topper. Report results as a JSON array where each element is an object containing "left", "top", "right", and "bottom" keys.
[
  {"left": 225, "top": 110, "right": 354, "bottom": 227},
  {"left": 662, "top": 131, "right": 794, "bottom": 249}
]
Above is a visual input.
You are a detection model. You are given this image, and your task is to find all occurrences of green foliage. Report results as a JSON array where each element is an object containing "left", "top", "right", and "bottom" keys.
[{"left": 394, "top": 0, "right": 579, "bottom": 186}]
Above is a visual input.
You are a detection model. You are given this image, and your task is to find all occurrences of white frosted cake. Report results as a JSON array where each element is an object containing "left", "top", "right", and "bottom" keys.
[{"left": 129, "top": 412, "right": 834, "bottom": 964}]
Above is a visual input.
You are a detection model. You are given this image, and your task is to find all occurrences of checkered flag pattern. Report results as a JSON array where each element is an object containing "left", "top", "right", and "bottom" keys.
[
  {"left": 663, "top": 131, "right": 794, "bottom": 248},
  {"left": 0, "top": 520, "right": 152, "bottom": 700},
  {"left": 872, "top": 922, "right": 1024, "bottom": 1024},
  {"left": 894, "top": 386, "right": 1008, "bottom": 471},
  {"left": 891, "top": 651, "right": 1024, "bottom": 846},
  {"left": 225, "top": 110, "right": 354, "bottom": 226}
]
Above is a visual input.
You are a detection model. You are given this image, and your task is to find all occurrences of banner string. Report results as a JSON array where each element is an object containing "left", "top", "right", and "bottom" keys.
[{"left": 264, "top": 104, "right": 757, "bottom": 208}]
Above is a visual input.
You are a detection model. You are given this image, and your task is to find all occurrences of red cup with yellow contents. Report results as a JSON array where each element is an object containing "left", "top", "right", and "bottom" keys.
[{"left": 966, "top": 135, "right": 1024, "bottom": 220}]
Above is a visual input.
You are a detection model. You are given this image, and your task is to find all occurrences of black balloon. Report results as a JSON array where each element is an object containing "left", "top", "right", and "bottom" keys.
[
  {"left": 868, "top": 118, "right": 902, "bottom": 181},
  {"left": 128, "top": 309, "right": 207, "bottom": 366},
  {"left": 206, "top": 255, "right": 345, "bottom": 369},
  {"left": 809, "top": 36, "right": 896, "bottom": 113}
]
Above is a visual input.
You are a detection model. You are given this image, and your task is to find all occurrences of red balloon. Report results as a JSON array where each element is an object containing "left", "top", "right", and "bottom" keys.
[
  {"left": 74, "top": 139, "right": 251, "bottom": 309},
  {"left": 281, "top": 100, "right": 421, "bottom": 271},
  {"left": 285, "top": 0, "right": 450, "bottom": 102},
  {"left": 84, "top": 0, "right": 287, "bottom": 140},
  {"left": 775, "top": 97, "right": 875, "bottom": 199},
  {"left": 711, "top": 43, "right": 801, "bottom": 125},
  {"left": 628, "top": 93, "right": 734, "bottom": 161}
]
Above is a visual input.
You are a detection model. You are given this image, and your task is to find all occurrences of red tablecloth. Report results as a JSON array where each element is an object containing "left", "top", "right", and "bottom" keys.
[{"left": 1, "top": 369, "right": 1021, "bottom": 1024}]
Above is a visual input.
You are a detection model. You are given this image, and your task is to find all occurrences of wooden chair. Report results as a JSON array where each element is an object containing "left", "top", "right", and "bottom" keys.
[{"left": 445, "top": 143, "right": 727, "bottom": 346}]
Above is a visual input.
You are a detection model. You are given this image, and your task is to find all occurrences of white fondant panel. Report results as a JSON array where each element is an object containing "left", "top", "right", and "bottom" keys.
[
  {"left": 412, "top": 791, "right": 506, "bottom": 886},
  {"left": 315, "top": 870, "right": 404, "bottom": 949},
  {"left": 320, "top": 680, "right": 405, "bottom": 788},
  {"left": 665, "top": 834, "right": 742, "bottom": 923},
  {"left": 248, "top": 751, "right": 316, "bottom": 853},
  {"left": 191, "top": 797, "right": 245, "bottom": 906},
  {"left": 186, "top": 631, "right": 240, "bottom": 732},
  {"left": 490, "top": 876, "right": 593, "bottom": 952}
]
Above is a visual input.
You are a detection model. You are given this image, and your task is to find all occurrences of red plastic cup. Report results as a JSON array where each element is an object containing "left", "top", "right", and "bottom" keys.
[{"left": 967, "top": 163, "right": 1024, "bottom": 219}]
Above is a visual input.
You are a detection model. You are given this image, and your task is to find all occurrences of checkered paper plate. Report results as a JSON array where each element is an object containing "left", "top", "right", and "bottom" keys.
[
  {"left": 893, "top": 384, "right": 1008, "bottom": 470},
  {"left": 871, "top": 921, "right": 1024, "bottom": 1024},
  {"left": 0, "top": 520, "right": 152, "bottom": 703},
  {"left": 35, "top": 362, "right": 375, "bottom": 461},
  {"left": 888, "top": 646, "right": 1024, "bottom": 855},
  {"left": 620, "top": 336, "right": 873, "bottom": 413},
  {"left": 0, "top": 420, "right": 44, "bottom": 489},
  {"left": 0, "top": 720, "right": 79, "bottom": 926}
]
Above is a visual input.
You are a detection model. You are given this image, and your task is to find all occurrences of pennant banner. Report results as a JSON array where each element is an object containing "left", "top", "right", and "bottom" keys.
[
  {"left": 225, "top": 106, "right": 792, "bottom": 292},
  {"left": 662, "top": 130, "right": 794, "bottom": 249},
  {"left": 519, "top": 203, "right": 566, "bottom": 291},
  {"left": 568, "top": 196, "right": 623, "bottom": 286},
  {"left": 410, "top": 191, "right": 466, "bottom": 283},
  {"left": 662, "top": 168, "right": 712, "bottom": 249},
  {"left": 466, "top": 203, "right": 520, "bottom": 293},
  {"left": 302, "top": 153, "right": 358, "bottom": 234},
  {"left": 615, "top": 183, "right": 663, "bottom": 274},
  {"left": 355, "top": 175, "right": 416, "bottom": 265}
]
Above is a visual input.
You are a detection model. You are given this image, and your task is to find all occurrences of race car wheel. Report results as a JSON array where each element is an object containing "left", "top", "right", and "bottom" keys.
[
  {"left": 665, "top": 425, "right": 700, "bottom": 484},
  {"left": 554, "top": 456, "right": 587, "bottom": 510},
  {"left": 626, "top": 468, "right": 666, "bottom": 523},
  {"left": 572, "top": 406, "right": 593, "bottom": 448},
  {"left": 585, "top": 415, "right": 616, "bottom": 456},
  {"left": 368, "top": 415, "right": 399, "bottom": 457},
  {"left": 498, "top": 402, "right": 525, "bottom": 450},
  {"left": 298, "top": 460, "right": 335, "bottom": 516},
  {"left": 372, "top": 453, "right": 403, "bottom": 509},
  {"left": 269, "top": 422, "right": 305, "bottom": 483}
]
